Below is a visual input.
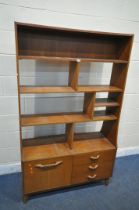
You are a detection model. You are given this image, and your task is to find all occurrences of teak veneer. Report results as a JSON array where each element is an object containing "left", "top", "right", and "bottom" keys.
[
  {"left": 15, "top": 22, "right": 133, "bottom": 202},
  {"left": 20, "top": 85, "right": 122, "bottom": 94}
]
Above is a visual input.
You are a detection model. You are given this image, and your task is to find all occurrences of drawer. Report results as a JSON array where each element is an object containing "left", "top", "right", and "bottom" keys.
[
  {"left": 72, "top": 161, "right": 114, "bottom": 184},
  {"left": 23, "top": 156, "right": 72, "bottom": 194},
  {"left": 73, "top": 149, "right": 116, "bottom": 166}
]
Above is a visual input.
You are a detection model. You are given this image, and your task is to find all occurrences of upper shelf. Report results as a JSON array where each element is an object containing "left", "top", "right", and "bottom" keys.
[
  {"left": 16, "top": 23, "right": 133, "bottom": 62},
  {"left": 18, "top": 55, "right": 128, "bottom": 64},
  {"left": 20, "top": 85, "right": 122, "bottom": 94}
]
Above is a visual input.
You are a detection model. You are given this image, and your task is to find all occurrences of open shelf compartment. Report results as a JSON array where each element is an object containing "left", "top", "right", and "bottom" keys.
[{"left": 16, "top": 23, "right": 133, "bottom": 62}]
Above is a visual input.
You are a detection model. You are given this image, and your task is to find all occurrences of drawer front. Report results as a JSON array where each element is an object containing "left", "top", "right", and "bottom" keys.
[
  {"left": 73, "top": 149, "right": 116, "bottom": 166},
  {"left": 23, "top": 156, "right": 72, "bottom": 194},
  {"left": 71, "top": 161, "right": 114, "bottom": 184}
]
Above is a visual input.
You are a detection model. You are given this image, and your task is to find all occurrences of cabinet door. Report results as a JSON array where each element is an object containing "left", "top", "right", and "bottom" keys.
[{"left": 23, "top": 156, "right": 72, "bottom": 194}]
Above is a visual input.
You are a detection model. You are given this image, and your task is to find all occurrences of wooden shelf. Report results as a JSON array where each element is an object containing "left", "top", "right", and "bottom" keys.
[
  {"left": 20, "top": 85, "right": 122, "bottom": 94},
  {"left": 18, "top": 55, "right": 128, "bottom": 64},
  {"left": 21, "top": 111, "right": 117, "bottom": 127},
  {"left": 77, "top": 85, "right": 122, "bottom": 93},
  {"left": 22, "top": 132, "right": 116, "bottom": 161},
  {"left": 95, "top": 98, "right": 119, "bottom": 107},
  {"left": 93, "top": 111, "right": 117, "bottom": 121},
  {"left": 20, "top": 86, "right": 75, "bottom": 94},
  {"left": 21, "top": 112, "right": 90, "bottom": 126}
]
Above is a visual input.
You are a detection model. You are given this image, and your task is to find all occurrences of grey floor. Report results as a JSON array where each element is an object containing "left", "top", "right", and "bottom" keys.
[{"left": 0, "top": 155, "right": 139, "bottom": 210}]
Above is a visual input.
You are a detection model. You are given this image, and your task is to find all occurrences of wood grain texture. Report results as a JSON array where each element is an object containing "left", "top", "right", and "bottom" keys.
[
  {"left": 23, "top": 156, "right": 72, "bottom": 194},
  {"left": 15, "top": 22, "right": 133, "bottom": 37},
  {"left": 21, "top": 111, "right": 117, "bottom": 127},
  {"left": 83, "top": 93, "right": 96, "bottom": 118},
  {"left": 71, "top": 161, "right": 114, "bottom": 184},
  {"left": 68, "top": 61, "right": 80, "bottom": 90},
  {"left": 77, "top": 85, "right": 122, "bottom": 92},
  {"left": 16, "top": 22, "right": 132, "bottom": 61},
  {"left": 22, "top": 132, "right": 115, "bottom": 162},
  {"left": 21, "top": 113, "right": 90, "bottom": 126},
  {"left": 20, "top": 85, "right": 122, "bottom": 94},
  {"left": 18, "top": 55, "right": 128, "bottom": 63},
  {"left": 65, "top": 123, "right": 74, "bottom": 149},
  {"left": 20, "top": 86, "right": 75, "bottom": 94}
]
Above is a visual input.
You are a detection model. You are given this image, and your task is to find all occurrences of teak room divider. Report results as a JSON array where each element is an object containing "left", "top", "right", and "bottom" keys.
[{"left": 15, "top": 22, "right": 133, "bottom": 202}]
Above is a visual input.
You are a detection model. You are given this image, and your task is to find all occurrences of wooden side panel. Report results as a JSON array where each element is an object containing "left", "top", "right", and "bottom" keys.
[{"left": 101, "top": 36, "right": 133, "bottom": 147}]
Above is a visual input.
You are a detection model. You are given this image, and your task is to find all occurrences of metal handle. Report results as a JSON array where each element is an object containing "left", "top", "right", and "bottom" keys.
[
  {"left": 35, "top": 161, "right": 63, "bottom": 170},
  {"left": 90, "top": 155, "right": 100, "bottom": 160},
  {"left": 88, "top": 164, "right": 99, "bottom": 170},
  {"left": 88, "top": 174, "right": 97, "bottom": 179}
]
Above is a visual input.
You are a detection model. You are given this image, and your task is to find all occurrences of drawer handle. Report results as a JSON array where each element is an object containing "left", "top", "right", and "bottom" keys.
[
  {"left": 35, "top": 161, "right": 63, "bottom": 170},
  {"left": 89, "top": 164, "right": 99, "bottom": 170},
  {"left": 88, "top": 174, "right": 97, "bottom": 179},
  {"left": 90, "top": 155, "right": 100, "bottom": 160}
]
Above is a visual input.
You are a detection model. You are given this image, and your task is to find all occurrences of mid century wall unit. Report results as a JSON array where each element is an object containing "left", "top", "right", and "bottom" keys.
[{"left": 15, "top": 22, "right": 133, "bottom": 202}]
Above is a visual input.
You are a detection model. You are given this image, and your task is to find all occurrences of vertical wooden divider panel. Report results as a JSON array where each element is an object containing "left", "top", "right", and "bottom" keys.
[
  {"left": 68, "top": 61, "right": 80, "bottom": 90},
  {"left": 67, "top": 60, "right": 80, "bottom": 148},
  {"left": 65, "top": 123, "right": 74, "bottom": 149},
  {"left": 83, "top": 93, "right": 96, "bottom": 118}
]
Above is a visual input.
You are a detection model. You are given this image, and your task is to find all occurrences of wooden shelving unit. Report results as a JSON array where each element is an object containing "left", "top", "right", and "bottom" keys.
[{"left": 15, "top": 22, "right": 133, "bottom": 202}]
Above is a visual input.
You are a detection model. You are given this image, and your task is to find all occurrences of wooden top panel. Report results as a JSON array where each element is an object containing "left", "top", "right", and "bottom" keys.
[
  {"left": 22, "top": 132, "right": 116, "bottom": 161},
  {"left": 16, "top": 22, "right": 133, "bottom": 61},
  {"left": 15, "top": 22, "right": 133, "bottom": 37}
]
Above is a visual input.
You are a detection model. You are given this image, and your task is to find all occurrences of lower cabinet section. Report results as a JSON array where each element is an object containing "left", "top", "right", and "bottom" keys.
[
  {"left": 71, "top": 162, "right": 114, "bottom": 184},
  {"left": 72, "top": 149, "right": 116, "bottom": 184},
  {"left": 23, "top": 157, "right": 72, "bottom": 194},
  {"left": 23, "top": 149, "right": 116, "bottom": 194}
]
